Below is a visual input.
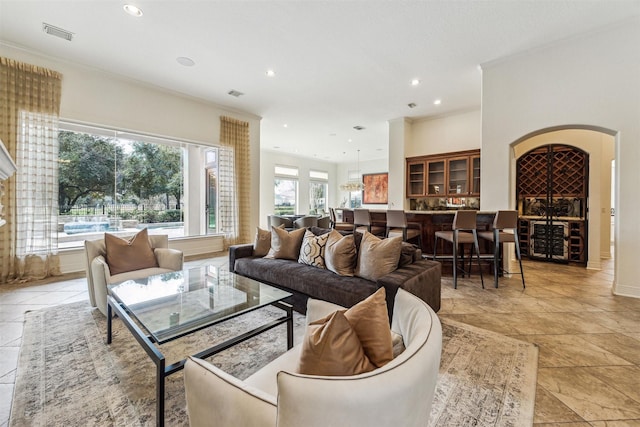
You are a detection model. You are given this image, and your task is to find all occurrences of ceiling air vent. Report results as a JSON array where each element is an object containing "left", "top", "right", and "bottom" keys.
[
  {"left": 42, "top": 23, "right": 74, "bottom": 41},
  {"left": 228, "top": 90, "right": 244, "bottom": 97},
  {"left": 353, "top": 126, "right": 365, "bottom": 131}
]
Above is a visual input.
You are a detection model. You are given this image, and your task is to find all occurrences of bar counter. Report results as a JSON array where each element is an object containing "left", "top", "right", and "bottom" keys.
[{"left": 340, "top": 209, "right": 496, "bottom": 255}]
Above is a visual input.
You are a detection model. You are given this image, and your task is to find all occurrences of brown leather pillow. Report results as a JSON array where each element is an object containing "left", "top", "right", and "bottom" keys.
[
  {"left": 297, "top": 310, "right": 375, "bottom": 376},
  {"left": 104, "top": 228, "right": 158, "bottom": 275},
  {"left": 344, "top": 287, "right": 393, "bottom": 368},
  {"left": 355, "top": 231, "right": 402, "bottom": 281},
  {"left": 324, "top": 230, "right": 357, "bottom": 276},
  {"left": 253, "top": 225, "right": 284, "bottom": 257},
  {"left": 265, "top": 226, "right": 306, "bottom": 260}
]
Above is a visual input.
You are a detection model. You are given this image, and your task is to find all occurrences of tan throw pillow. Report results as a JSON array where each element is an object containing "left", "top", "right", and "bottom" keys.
[
  {"left": 104, "top": 228, "right": 158, "bottom": 275},
  {"left": 355, "top": 231, "right": 402, "bottom": 281},
  {"left": 253, "top": 227, "right": 272, "bottom": 257},
  {"left": 265, "top": 226, "right": 306, "bottom": 260},
  {"left": 297, "top": 310, "right": 375, "bottom": 376},
  {"left": 344, "top": 287, "right": 393, "bottom": 368},
  {"left": 324, "top": 230, "right": 357, "bottom": 276},
  {"left": 298, "top": 229, "right": 329, "bottom": 268},
  {"left": 253, "top": 225, "right": 284, "bottom": 257}
]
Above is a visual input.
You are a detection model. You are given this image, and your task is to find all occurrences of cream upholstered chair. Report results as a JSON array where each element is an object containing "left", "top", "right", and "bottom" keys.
[
  {"left": 184, "top": 288, "right": 442, "bottom": 427},
  {"left": 84, "top": 234, "right": 184, "bottom": 316},
  {"left": 293, "top": 215, "right": 318, "bottom": 229},
  {"left": 477, "top": 210, "right": 525, "bottom": 288}
]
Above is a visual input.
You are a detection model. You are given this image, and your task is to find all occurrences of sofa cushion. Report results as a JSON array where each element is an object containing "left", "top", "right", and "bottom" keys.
[
  {"left": 344, "top": 288, "right": 393, "bottom": 368},
  {"left": 325, "top": 230, "right": 357, "bottom": 276},
  {"left": 233, "top": 257, "right": 377, "bottom": 309},
  {"left": 266, "top": 226, "right": 306, "bottom": 260},
  {"left": 298, "top": 229, "right": 329, "bottom": 268},
  {"left": 297, "top": 310, "right": 375, "bottom": 376},
  {"left": 355, "top": 231, "right": 402, "bottom": 281},
  {"left": 253, "top": 225, "right": 283, "bottom": 257},
  {"left": 104, "top": 228, "right": 158, "bottom": 275}
]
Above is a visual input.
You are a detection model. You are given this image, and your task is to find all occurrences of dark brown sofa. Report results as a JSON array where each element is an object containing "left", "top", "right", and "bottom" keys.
[{"left": 228, "top": 230, "right": 441, "bottom": 315}]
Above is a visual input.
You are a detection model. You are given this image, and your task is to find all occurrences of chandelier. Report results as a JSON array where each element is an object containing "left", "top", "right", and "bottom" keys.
[{"left": 340, "top": 149, "right": 365, "bottom": 191}]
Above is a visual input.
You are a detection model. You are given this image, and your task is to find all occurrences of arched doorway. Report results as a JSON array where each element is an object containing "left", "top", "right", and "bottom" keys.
[{"left": 511, "top": 126, "right": 615, "bottom": 270}]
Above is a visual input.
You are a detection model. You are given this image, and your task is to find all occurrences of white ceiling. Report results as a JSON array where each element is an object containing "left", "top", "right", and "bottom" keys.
[{"left": 1, "top": 1, "right": 639, "bottom": 163}]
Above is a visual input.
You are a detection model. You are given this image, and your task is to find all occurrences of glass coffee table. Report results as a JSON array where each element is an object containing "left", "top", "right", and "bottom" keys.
[{"left": 106, "top": 265, "right": 293, "bottom": 427}]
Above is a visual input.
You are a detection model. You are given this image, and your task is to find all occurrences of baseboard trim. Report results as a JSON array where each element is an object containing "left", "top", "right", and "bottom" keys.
[{"left": 613, "top": 283, "right": 640, "bottom": 298}]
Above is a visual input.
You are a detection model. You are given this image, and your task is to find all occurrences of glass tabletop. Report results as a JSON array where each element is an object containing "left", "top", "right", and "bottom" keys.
[{"left": 108, "top": 265, "right": 292, "bottom": 343}]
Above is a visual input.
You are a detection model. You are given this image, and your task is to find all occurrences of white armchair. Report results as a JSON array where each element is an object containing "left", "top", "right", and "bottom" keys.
[
  {"left": 84, "top": 234, "right": 184, "bottom": 316},
  {"left": 184, "top": 288, "right": 442, "bottom": 427}
]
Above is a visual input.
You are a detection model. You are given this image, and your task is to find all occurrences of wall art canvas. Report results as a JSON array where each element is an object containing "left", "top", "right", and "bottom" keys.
[{"left": 363, "top": 172, "right": 388, "bottom": 204}]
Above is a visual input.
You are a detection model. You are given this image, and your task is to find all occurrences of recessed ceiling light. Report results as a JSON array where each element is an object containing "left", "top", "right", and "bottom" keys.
[
  {"left": 266, "top": 69, "right": 276, "bottom": 77},
  {"left": 274, "top": 146, "right": 280, "bottom": 149},
  {"left": 176, "top": 57, "right": 195, "bottom": 67},
  {"left": 411, "top": 79, "right": 421, "bottom": 86},
  {"left": 123, "top": 4, "right": 143, "bottom": 17},
  {"left": 434, "top": 99, "right": 442, "bottom": 105},
  {"left": 348, "top": 139, "right": 352, "bottom": 143},
  {"left": 283, "top": 124, "right": 288, "bottom": 128}
]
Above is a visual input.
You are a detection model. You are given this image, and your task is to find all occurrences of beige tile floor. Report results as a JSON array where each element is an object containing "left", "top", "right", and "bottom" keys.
[{"left": 1, "top": 253, "right": 639, "bottom": 426}]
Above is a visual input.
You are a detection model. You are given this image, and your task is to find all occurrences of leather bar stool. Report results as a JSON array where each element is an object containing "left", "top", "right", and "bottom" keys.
[
  {"left": 477, "top": 210, "right": 525, "bottom": 288},
  {"left": 329, "top": 207, "right": 353, "bottom": 233},
  {"left": 386, "top": 210, "right": 422, "bottom": 248},
  {"left": 353, "top": 208, "right": 386, "bottom": 236},
  {"left": 434, "top": 210, "right": 484, "bottom": 289}
]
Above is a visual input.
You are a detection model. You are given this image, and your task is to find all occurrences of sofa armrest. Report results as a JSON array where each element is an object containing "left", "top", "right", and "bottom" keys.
[
  {"left": 184, "top": 356, "right": 277, "bottom": 427},
  {"left": 154, "top": 248, "right": 184, "bottom": 271},
  {"left": 377, "top": 260, "right": 441, "bottom": 315},
  {"left": 229, "top": 244, "right": 255, "bottom": 272}
]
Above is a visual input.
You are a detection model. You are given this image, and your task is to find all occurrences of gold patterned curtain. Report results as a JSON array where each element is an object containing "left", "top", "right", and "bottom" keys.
[
  {"left": 218, "top": 116, "right": 250, "bottom": 248},
  {"left": 0, "top": 57, "right": 62, "bottom": 283}
]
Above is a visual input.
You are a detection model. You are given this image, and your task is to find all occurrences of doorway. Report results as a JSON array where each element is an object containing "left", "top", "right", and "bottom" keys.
[{"left": 512, "top": 128, "right": 615, "bottom": 270}]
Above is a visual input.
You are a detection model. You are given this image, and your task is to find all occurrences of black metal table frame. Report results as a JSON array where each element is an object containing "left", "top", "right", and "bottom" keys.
[{"left": 106, "top": 295, "right": 293, "bottom": 427}]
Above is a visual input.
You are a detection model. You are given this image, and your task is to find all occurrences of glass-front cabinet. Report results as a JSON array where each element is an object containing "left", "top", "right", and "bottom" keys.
[
  {"left": 406, "top": 160, "right": 425, "bottom": 197},
  {"left": 406, "top": 149, "right": 481, "bottom": 210}
]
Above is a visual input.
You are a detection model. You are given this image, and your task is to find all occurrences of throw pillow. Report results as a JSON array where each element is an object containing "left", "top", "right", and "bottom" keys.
[
  {"left": 344, "top": 287, "right": 393, "bottom": 368},
  {"left": 324, "top": 230, "right": 357, "bottom": 276},
  {"left": 253, "top": 225, "right": 284, "bottom": 257},
  {"left": 104, "top": 228, "right": 158, "bottom": 275},
  {"left": 298, "top": 229, "right": 329, "bottom": 268},
  {"left": 355, "top": 231, "right": 402, "bottom": 281},
  {"left": 297, "top": 310, "right": 375, "bottom": 376},
  {"left": 265, "top": 226, "right": 306, "bottom": 260}
]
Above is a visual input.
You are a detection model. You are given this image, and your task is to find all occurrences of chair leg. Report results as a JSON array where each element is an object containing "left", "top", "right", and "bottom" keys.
[
  {"left": 513, "top": 233, "right": 525, "bottom": 288},
  {"left": 452, "top": 235, "right": 458, "bottom": 289},
  {"left": 493, "top": 230, "right": 500, "bottom": 288},
  {"left": 472, "top": 230, "right": 484, "bottom": 289}
]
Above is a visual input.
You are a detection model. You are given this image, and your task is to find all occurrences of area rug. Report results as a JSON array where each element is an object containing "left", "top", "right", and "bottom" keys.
[{"left": 10, "top": 301, "right": 538, "bottom": 427}]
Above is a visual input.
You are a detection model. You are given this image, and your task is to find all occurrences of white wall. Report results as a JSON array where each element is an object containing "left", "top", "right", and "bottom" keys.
[
  {"left": 406, "top": 109, "right": 481, "bottom": 157},
  {"left": 1, "top": 44, "right": 262, "bottom": 273},
  {"left": 481, "top": 19, "right": 640, "bottom": 297}
]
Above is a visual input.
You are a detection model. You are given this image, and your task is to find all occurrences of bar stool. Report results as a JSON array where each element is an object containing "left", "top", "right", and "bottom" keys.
[
  {"left": 386, "top": 210, "right": 422, "bottom": 248},
  {"left": 434, "top": 210, "right": 484, "bottom": 289},
  {"left": 329, "top": 207, "right": 353, "bottom": 233},
  {"left": 477, "top": 210, "right": 525, "bottom": 288},
  {"left": 353, "top": 208, "right": 386, "bottom": 236}
]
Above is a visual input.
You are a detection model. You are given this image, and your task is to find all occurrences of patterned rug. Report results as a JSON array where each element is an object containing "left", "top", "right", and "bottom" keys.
[{"left": 10, "top": 301, "right": 538, "bottom": 426}]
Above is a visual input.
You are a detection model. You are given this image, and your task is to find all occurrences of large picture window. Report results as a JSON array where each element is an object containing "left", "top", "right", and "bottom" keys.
[
  {"left": 274, "top": 165, "right": 298, "bottom": 215},
  {"left": 57, "top": 122, "right": 219, "bottom": 248},
  {"left": 309, "top": 170, "right": 328, "bottom": 214}
]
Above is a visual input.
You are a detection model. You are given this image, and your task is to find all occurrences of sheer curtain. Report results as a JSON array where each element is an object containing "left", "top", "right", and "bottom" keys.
[
  {"left": 218, "top": 116, "right": 250, "bottom": 248},
  {"left": 0, "top": 57, "right": 62, "bottom": 283}
]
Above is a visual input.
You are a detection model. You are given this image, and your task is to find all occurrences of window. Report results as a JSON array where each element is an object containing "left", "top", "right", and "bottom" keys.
[
  {"left": 309, "top": 170, "right": 328, "bottom": 214},
  {"left": 274, "top": 165, "right": 298, "bottom": 215},
  {"left": 57, "top": 122, "right": 218, "bottom": 248}
]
